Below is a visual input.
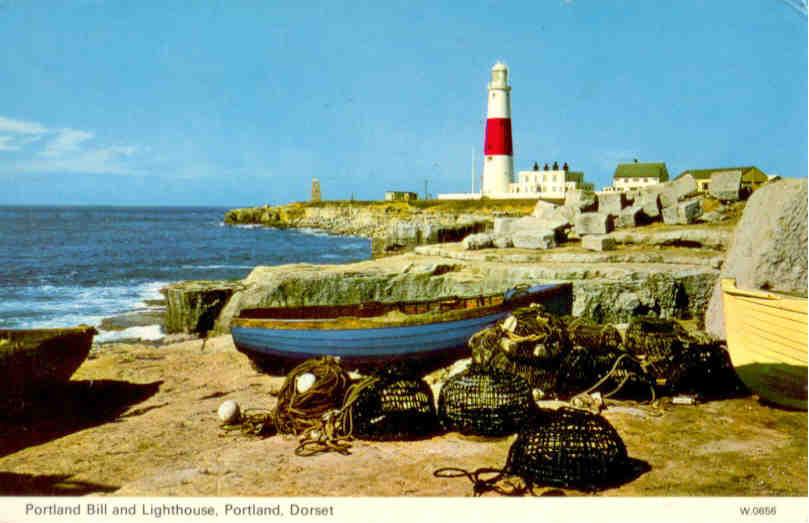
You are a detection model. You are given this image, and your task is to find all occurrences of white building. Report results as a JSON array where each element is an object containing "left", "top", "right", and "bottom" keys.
[
  {"left": 511, "top": 166, "right": 593, "bottom": 199},
  {"left": 598, "top": 161, "right": 669, "bottom": 193}
]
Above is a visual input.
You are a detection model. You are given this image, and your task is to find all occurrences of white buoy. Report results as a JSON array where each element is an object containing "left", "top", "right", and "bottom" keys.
[
  {"left": 296, "top": 372, "right": 317, "bottom": 394},
  {"left": 218, "top": 400, "right": 241, "bottom": 424}
]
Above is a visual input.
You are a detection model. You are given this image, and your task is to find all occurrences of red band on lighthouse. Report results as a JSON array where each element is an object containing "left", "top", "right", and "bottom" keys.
[{"left": 484, "top": 118, "right": 513, "bottom": 156}]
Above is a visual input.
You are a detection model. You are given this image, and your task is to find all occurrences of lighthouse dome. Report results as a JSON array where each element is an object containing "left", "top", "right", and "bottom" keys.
[{"left": 489, "top": 61, "right": 509, "bottom": 89}]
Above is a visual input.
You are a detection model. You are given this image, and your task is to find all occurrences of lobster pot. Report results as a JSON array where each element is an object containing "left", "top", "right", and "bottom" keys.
[
  {"left": 438, "top": 366, "right": 535, "bottom": 437},
  {"left": 665, "top": 343, "right": 743, "bottom": 398},
  {"left": 348, "top": 375, "right": 438, "bottom": 441},
  {"left": 506, "top": 408, "right": 628, "bottom": 490}
]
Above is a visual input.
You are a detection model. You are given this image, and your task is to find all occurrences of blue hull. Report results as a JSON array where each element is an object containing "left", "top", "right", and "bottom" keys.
[
  {"left": 231, "top": 282, "right": 573, "bottom": 371},
  {"left": 232, "top": 311, "right": 506, "bottom": 366}
]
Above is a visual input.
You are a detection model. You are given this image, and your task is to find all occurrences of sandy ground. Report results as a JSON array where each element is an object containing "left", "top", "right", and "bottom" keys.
[{"left": 0, "top": 335, "right": 805, "bottom": 497}]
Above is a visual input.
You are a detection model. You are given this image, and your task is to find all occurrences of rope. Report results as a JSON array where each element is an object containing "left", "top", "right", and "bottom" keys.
[
  {"left": 272, "top": 357, "right": 350, "bottom": 436},
  {"left": 433, "top": 467, "right": 536, "bottom": 497},
  {"left": 221, "top": 408, "right": 276, "bottom": 437},
  {"left": 294, "top": 375, "right": 381, "bottom": 457}
]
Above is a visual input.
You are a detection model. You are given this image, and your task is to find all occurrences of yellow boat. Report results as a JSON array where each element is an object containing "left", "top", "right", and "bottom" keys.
[{"left": 720, "top": 278, "right": 808, "bottom": 410}]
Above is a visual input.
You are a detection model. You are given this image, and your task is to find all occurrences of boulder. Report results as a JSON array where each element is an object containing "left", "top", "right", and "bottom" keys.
[
  {"left": 618, "top": 205, "right": 643, "bottom": 228},
  {"left": 705, "top": 178, "right": 808, "bottom": 338},
  {"left": 512, "top": 231, "right": 556, "bottom": 250},
  {"left": 709, "top": 171, "right": 743, "bottom": 201},
  {"left": 575, "top": 212, "right": 614, "bottom": 236},
  {"left": 581, "top": 235, "right": 616, "bottom": 252},
  {"left": 462, "top": 233, "right": 494, "bottom": 250},
  {"left": 564, "top": 190, "right": 597, "bottom": 212},
  {"left": 597, "top": 192, "right": 626, "bottom": 216},
  {"left": 162, "top": 281, "right": 242, "bottom": 336},
  {"left": 660, "top": 175, "right": 699, "bottom": 208}
]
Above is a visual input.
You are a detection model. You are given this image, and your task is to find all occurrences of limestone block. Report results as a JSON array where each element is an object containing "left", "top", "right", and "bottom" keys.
[
  {"left": 494, "top": 216, "right": 570, "bottom": 236},
  {"left": 581, "top": 235, "right": 616, "bottom": 252},
  {"left": 660, "top": 175, "right": 699, "bottom": 208},
  {"left": 637, "top": 186, "right": 663, "bottom": 219},
  {"left": 661, "top": 205, "right": 681, "bottom": 225},
  {"left": 564, "top": 190, "right": 597, "bottom": 212},
  {"left": 661, "top": 198, "right": 703, "bottom": 225},
  {"left": 532, "top": 200, "right": 558, "bottom": 220},
  {"left": 574, "top": 212, "right": 614, "bottom": 236},
  {"left": 493, "top": 217, "right": 519, "bottom": 235},
  {"left": 678, "top": 198, "right": 703, "bottom": 224},
  {"left": 709, "top": 171, "right": 742, "bottom": 201},
  {"left": 512, "top": 230, "right": 556, "bottom": 250},
  {"left": 618, "top": 205, "right": 643, "bottom": 228},
  {"left": 597, "top": 192, "right": 626, "bottom": 216},
  {"left": 462, "top": 233, "right": 494, "bottom": 250},
  {"left": 492, "top": 235, "right": 514, "bottom": 249}
]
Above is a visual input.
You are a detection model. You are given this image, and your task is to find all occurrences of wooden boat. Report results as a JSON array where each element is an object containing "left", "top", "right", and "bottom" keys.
[
  {"left": 0, "top": 326, "right": 97, "bottom": 396},
  {"left": 720, "top": 278, "right": 807, "bottom": 410},
  {"left": 231, "top": 283, "right": 572, "bottom": 372}
]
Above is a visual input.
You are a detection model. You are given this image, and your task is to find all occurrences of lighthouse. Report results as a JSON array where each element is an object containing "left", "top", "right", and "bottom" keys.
[{"left": 481, "top": 62, "right": 514, "bottom": 195}]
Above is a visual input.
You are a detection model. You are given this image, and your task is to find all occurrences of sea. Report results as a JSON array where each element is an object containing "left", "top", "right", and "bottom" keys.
[{"left": 0, "top": 206, "right": 371, "bottom": 342}]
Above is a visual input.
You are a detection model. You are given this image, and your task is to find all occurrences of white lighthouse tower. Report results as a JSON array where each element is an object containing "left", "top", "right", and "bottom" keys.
[{"left": 481, "top": 62, "right": 514, "bottom": 196}]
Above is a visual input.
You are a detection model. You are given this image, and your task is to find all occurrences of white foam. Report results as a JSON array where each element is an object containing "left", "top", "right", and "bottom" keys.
[
  {"left": 96, "top": 324, "right": 164, "bottom": 343},
  {"left": 297, "top": 227, "right": 331, "bottom": 237},
  {"left": 2, "top": 281, "right": 169, "bottom": 329}
]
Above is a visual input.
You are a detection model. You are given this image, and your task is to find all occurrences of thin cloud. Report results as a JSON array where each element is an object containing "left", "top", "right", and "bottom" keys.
[
  {"left": 40, "top": 128, "right": 95, "bottom": 158},
  {"left": 0, "top": 115, "right": 48, "bottom": 135},
  {"left": 0, "top": 114, "right": 141, "bottom": 175},
  {"left": 0, "top": 136, "right": 20, "bottom": 151}
]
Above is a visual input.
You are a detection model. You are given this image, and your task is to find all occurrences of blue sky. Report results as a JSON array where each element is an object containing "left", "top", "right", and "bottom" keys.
[{"left": 0, "top": 1, "right": 806, "bottom": 206}]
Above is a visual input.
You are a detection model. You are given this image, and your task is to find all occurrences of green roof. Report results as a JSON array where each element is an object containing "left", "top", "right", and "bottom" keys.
[
  {"left": 613, "top": 162, "right": 669, "bottom": 181},
  {"left": 677, "top": 166, "right": 766, "bottom": 181},
  {"left": 565, "top": 171, "right": 584, "bottom": 183}
]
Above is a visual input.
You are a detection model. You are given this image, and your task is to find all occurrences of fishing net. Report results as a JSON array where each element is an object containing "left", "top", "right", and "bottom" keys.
[
  {"left": 662, "top": 341, "right": 745, "bottom": 398},
  {"left": 469, "top": 305, "right": 570, "bottom": 394},
  {"left": 437, "top": 364, "right": 536, "bottom": 437},
  {"left": 435, "top": 407, "right": 631, "bottom": 495},
  {"left": 565, "top": 317, "right": 623, "bottom": 352},
  {"left": 345, "top": 371, "right": 438, "bottom": 441},
  {"left": 272, "top": 356, "right": 350, "bottom": 436}
]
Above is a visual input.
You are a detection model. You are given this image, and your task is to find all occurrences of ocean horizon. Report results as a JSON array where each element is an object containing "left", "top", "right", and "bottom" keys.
[{"left": 0, "top": 205, "right": 371, "bottom": 340}]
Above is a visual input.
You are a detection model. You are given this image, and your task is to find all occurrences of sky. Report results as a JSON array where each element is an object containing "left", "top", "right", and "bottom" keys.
[{"left": 0, "top": 1, "right": 806, "bottom": 206}]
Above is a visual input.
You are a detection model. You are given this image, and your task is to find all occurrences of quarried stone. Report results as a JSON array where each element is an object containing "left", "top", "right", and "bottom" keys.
[
  {"left": 709, "top": 171, "right": 743, "bottom": 201},
  {"left": 618, "top": 205, "right": 643, "bottom": 228},
  {"left": 462, "top": 233, "right": 494, "bottom": 250},
  {"left": 512, "top": 230, "right": 556, "bottom": 250},
  {"left": 660, "top": 175, "right": 699, "bottom": 208},
  {"left": 581, "top": 235, "right": 616, "bottom": 252},
  {"left": 574, "top": 212, "right": 613, "bottom": 236},
  {"left": 564, "top": 190, "right": 597, "bottom": 212},
  {"left": 597, "top": 192, "right": 626, "bottom": 216}
]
